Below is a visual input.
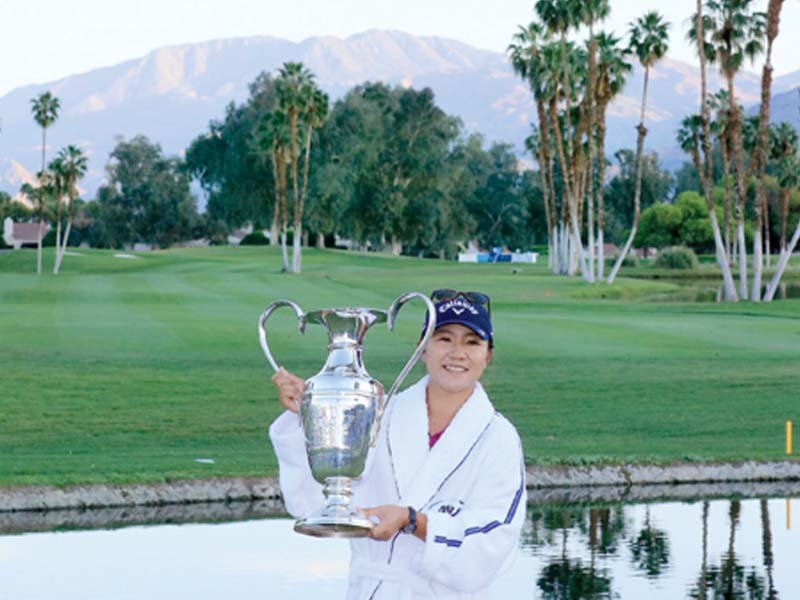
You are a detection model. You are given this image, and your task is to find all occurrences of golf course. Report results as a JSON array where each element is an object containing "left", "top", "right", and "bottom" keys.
[{"left": 2, "top": 246, "right": 799, "bottom": 488}]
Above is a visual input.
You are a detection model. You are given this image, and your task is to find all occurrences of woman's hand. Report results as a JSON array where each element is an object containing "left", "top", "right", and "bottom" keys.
[
  {"left": 271, "top": 367, "right": 306, "bottom": 413},
  {"left": 360, "top": 505, "right": 410, "bottom": 541}
]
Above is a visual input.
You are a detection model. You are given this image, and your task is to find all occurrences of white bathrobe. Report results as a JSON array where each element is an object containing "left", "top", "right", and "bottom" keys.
[{"left": 269, "top": 375, "right": 526, "bottom": 599}]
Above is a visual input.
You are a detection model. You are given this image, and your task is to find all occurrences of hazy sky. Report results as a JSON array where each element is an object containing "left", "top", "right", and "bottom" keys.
[{"left": 3, "top": 0, "right": 799, "bottom": 97}]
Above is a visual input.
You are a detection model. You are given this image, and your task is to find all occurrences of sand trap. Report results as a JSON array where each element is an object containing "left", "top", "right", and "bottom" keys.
[
  {"left": 113, "top": 253, "right": 139, "bottom": 259},
  {"left": 63, "top": 251, "right": 83, "bottom": 257}
]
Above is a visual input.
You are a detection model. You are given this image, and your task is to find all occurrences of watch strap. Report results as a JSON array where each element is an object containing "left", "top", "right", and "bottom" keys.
[{"left": 402, "top": 506, "right": 417, "bottom": 534}]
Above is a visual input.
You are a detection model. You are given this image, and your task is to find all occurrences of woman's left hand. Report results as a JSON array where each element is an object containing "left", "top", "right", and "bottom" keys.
[{"left": 360, "top": 505, "right": 409, "bottom": 540}]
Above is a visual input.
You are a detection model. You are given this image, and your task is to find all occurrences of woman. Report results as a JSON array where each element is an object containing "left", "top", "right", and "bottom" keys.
[{"left": 269, "top": 290, "right": 525, "bottom": 599}]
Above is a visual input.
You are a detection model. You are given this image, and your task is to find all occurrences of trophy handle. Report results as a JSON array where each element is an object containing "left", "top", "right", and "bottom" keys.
[
  {"left": 258, "top": 300, "right": 306, "bottom": 373},
  {"left": 384, "top": 291, "right": 437, "bottom": 403}
]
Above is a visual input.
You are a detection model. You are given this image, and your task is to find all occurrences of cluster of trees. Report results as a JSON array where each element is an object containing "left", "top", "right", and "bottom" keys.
[
  {"left": 508, "top": 0, "right": 797, "bottom": 302},
  {"left": 186, "top": 74, "right": 546, "bottom": 267},
  {"left": 509, "top": 0, "right": 672, "bottom": 283},
  {"left": 675, "top": 0, "right": 793, "bottom": 301}
]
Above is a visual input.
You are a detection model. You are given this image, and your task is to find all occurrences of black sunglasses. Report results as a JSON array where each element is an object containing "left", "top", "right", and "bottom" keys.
[{"left": 430, "top": 289, "right": 491, "bottom": 317}]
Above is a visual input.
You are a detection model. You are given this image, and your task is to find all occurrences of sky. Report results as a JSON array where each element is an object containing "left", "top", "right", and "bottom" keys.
[{"left": 2, "top": 0, "right": 799, "bottom": 97}]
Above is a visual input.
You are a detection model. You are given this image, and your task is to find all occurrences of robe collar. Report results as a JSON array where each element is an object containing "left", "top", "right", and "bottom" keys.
[{"left": 387, "top": 375, "right": 495, "bottom": 509}]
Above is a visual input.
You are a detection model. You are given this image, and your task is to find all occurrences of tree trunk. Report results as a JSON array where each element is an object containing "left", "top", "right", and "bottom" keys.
[
  {"left": 53, "top": 196, "right": 74, "bottom": 275},
  {"left": 586, "top": 23, "right": 598, "bottom": 284},
  {"left": 695, "top": 2, "right": 738, "bottom": 301},
  {"left": 37, "top": 128, "right": 46, "bottom": 275},
  {"left": 275, "top": 147, "right": 290, "bottom": 273},
  {"left": 761, "top": 499, "right": 776, "bottom": 599},
  {"left": 292, "top": 124, "right": 315, "bottom": 274},
  {"left": 53, "top": 193, "right": 63, "bottom": 274},
  {"left": 289, "top": 109, "right": 300, "bottom": 273},
  {"left": 390, "top": 234, "right": 402, "bottom": 256},
  {"left": 270, "top": 150, "right": 281, "bottom": 249},
  {"left": 738, "top": 222, "right": 748, "bottom": 299},
  {"left": 316, "top": 231, "right": 325, "bottom": 248},
  {"left": 727, "top": 73, "right": 749, "bottom": 300},
  {"left": 764, "top": 195, "right": 771, "bottom": 268},
  {"left": 721, "top": 141, "right": 733, "bottom": 261},
  {"left": 608, "top": 66, "right": 650, "bottom": 284},
  {"left": 780, "top": 188, "right": 790, "bottom": 251},
  {"left": 764, "top": 215, "right": 800, "bottom": 300},
  {"left": 596, "top": 106, "right": 609, "bottom": 280}
]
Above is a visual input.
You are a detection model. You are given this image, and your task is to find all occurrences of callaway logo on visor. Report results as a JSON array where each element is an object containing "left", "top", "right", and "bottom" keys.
[{"left": 438, "top": 298, "right": 480, "bottom": 316}]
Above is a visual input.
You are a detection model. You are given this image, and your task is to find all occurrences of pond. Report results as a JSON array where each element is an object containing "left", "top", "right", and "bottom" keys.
[{"left": 1, "top": 488, "right": 798, "bottom": 599}]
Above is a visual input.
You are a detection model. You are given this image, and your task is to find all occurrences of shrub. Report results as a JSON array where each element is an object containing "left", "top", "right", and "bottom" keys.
[
  {"left": 608, "top": 253, "right": 638, "bottom": 268},
  {"left": 42, "top": 229, "right": 57, "bottom": 247},
  {"left": 654, "top": 246, "right": 699, "bottom": 270},
  {"left": 239, "top": 232, "right": 269, "bottom": 246}
]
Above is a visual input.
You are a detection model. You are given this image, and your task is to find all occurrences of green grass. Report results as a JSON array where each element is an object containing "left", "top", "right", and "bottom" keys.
[{"left": 2, "top": 246, "right": 800, "bottom": 488}]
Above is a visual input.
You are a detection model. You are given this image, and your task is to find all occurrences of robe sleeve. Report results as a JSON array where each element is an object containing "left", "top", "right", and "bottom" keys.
[
  {"left": 268, "top": 410, "right": 324, "bottom": 519},
  {"left": 415, "top": 432, "right": 526, "bottom": 592}
]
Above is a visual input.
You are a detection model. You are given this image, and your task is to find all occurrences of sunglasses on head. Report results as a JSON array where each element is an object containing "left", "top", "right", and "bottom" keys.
[{"left": 430, "top": 289, "right": 491, "bottom": 316}]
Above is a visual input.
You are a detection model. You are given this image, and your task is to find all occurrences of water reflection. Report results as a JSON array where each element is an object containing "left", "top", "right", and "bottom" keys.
[
  {"left": 0, "top": 495, "right": 798, "bottom": 599},
  {"left": 523, "top": 497, "right": 796, "bottom": 599}
]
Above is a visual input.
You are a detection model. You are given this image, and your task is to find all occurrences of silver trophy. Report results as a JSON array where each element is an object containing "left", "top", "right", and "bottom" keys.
[{"left": 259, "top": 292, "right": 436, "bottom": 538}]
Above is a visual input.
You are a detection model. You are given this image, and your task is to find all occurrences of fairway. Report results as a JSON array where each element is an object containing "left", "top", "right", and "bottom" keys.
[{"left": 2, "top": 247, "right": 799, "bottom": 488}]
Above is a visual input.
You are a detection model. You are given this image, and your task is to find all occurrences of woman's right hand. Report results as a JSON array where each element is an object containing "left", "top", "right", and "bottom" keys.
[{"left": 271, "top": 367, "right": 306, "bottom": 413}]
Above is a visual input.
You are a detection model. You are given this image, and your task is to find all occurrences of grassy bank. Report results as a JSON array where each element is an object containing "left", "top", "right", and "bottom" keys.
[{"left": 1, "top": 247, "right": 799, "bottom": 487}]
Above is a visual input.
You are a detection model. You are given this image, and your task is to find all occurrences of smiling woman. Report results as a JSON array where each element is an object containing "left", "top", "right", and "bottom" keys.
[{"left": 269, "top": 289, "right": 525, "bottom": 599}]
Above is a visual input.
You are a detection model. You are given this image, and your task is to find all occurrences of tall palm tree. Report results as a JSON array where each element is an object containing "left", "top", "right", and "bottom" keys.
[
  {"left": 607, "top": 11, "right": 669, "bottom": 284},
  {"left": 690, "top": 0, "right": 767, "bottom": 300},
  {"left": 576, "top": 0, "right": 610, "bottom": 283},
  {"left": 691, "top": 0, "right": 740, "bottom": 300},
  {"left": 275, "top": 62, "right": 313, "bottom": 274},
  {"left": 30, "top": 91, "right": 61, "bottom": 274},
  {"left": 770, "top": 122, "right": 798, "bottom": 250},
  {"left": 294, "top": 85, "right": 329, "bottom": 272},
  {"left": 52, "top": 145, "right": 88, "bottom": 274},
  {"left": 750, "top": 0, "right": 784, "bottom": 299},
  {"left": 509, "top": 22, "right": 560, "bottom": 273},
  {"left": 536, "top": 0, "right": 593, "bottom": 282},
  {"left": 254, "top": 110, "right": 291, "bottom": 272},
  {"left": 707, "top": 90, "right": 734, "bottom": 258},
  {"left": 594, "top": 32, "right": 631, "bottom": 279}
]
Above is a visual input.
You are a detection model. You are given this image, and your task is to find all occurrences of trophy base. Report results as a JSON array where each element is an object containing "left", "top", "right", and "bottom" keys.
[{"left": 294, "top": 511, "right": 374, "bottom": 538}]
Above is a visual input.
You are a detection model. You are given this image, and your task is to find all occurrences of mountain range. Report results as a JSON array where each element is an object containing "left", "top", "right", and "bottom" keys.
[{"left": 1, "top": 29, "right": 798, "bottom": 199}]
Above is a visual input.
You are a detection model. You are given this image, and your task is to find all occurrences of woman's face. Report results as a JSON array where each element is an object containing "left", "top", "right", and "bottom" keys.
[{"left": 421, "top": 323, "right": 491, "bottom": 396}]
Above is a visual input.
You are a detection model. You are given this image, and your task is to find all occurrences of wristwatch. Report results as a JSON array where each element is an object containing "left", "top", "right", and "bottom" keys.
[{"left": 401, "top": 506, "right": 417, "bottom": 534}]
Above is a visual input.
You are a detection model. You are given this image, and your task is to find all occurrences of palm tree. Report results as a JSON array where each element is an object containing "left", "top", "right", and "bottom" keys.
[
  {"left": 536, "top": 0, "right": 593, "bottom": 282},
  {"left": 254, "top": 110, "right": 291, "bottom": 272},
  {"left": 30, "top": 91, "right": 61, "bottom": 274},
  {"left": 691, "top": 0, "right": 741, "bottom": 301},
  {"left": 766, "top": 121, "right": 796, "bottom": 247},
  {"left": 510, "top": 22, "right": 560, "bottom": 273},
  {"left": 52, "top": 145, "right": 88, "bottom": 274},
  {"left": 594, "top": 32, "right": 631, "bottom": 279},
  {"left": 690, "top": 0, "right": 767, "bottom": 300},
  {"left": 607, "top": 11, "right": 669, "bottom": 284},
  {"left": 576, "top": 0, "right": 610, "bottom": 282},
  {"left": 275, "top": 62, "right": 313, "bottom": 274},
  {"left": 295, "top": 85, "right": 329, "bottom": 271},
  {"left": 707, "top": 90, "right": 734, "bottom": 258},
  {"left": 750, "top": 0, "right": 784, "bottom": 299}
]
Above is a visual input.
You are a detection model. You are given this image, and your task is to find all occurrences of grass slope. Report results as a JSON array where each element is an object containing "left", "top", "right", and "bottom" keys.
[{"left": 1, "top": 247, "right": 799, "bottom": 487}]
